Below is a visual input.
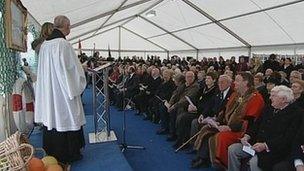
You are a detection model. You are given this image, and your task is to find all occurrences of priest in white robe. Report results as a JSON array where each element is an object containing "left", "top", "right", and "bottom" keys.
[{"left": 35, "top": 15, "right": 86, "bottom": 164}]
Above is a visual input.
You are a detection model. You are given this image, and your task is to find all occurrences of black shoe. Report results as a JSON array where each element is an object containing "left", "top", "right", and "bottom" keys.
[
  {"left": 152, "top": 117, "right": 160, "bottom": 124},
  {"left": 191, "top": 157, "right": 201, "bottom": 165},
  {"left": 156, "top": 129, "right": 168, "bottom": 135},
  {"left": 68, "top": 154, "right": 83, "bottom": 163},
  {"left": 166, "top": 135, "right": 177, "bottom": 141},
  {"left": 143, "top": 116, "right": 151, "bottom": 120},
  {"left": 172, "top": 143, "right": 179, "bottom": 149},
  {"left": 191, "top": 158, "right": 210, "bottom": 169}
]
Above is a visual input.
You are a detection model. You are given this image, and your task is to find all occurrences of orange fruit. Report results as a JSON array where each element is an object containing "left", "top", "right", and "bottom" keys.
[{"left": 27, "top": 157, "right": 45, "bottom": 171}]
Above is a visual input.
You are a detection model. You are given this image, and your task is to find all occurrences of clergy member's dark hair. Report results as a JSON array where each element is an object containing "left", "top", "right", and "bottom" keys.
[{"left": 238, "top": 72, "right": 254, "bottom": 88}]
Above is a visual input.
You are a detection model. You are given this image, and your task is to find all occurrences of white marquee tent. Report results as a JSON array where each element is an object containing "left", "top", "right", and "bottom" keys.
[{"left": 21, "top": 0, "right": 304, "bottom": 59}]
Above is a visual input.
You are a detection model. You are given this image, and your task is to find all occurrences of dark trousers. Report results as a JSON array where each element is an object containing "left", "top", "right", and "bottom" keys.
[
  {"left": 115, "top": 90, "right": 135, "bottom": 109},
  {"left": 109, "top": 86, "right": 115, "bottom": 104},
  {"left": 176, "top": 113, "right": 198, "bottom": 145},
  {"left": 115, "top": 92, "right": 124, "bottom": 109},
  {"left": 147, "top": 97, "right": 160, "bottom": 121},
  {"left": 133, "top": 91, "right": 148, "bottom": 113},
  {"left": 198, "top": 138, "right": 210, "bottom": 160},
  {"left": 159, "top": 103, "right": 169, "bottom": 130},
  {"left": 272, "top": 161, "right": 295, "bottom": 171},
  {"left": 169, "top": 110, "right": 178, "bottom": 136}
]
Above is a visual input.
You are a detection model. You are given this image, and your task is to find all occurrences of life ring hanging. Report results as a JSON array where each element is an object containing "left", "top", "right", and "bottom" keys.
[{"left": 12, "top": 77, "right": 35, "bottom": 135}]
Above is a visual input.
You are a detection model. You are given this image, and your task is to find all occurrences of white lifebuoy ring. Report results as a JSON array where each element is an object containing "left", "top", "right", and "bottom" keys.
[{"left": 12, "top": 77, "right": 34, "bottom": 134}]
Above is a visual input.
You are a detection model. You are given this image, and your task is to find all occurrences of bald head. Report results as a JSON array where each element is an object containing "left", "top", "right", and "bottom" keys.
[{"left": 54, "top": 15, "right": 70, "bottom": 36}]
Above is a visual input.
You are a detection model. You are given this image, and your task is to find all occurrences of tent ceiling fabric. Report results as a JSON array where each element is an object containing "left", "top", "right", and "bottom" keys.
[
  {"left": 174, "top": 24, "right": 244, "bottom": 49},
  {"left": 21, "top": 0, "right": 124, "bottom": 24},
  {"left": 149, "top": 34, "right": 194, "bottom": 51},
  {"left": 106, "top": 0, "right": 157, "bottom": 25},
  {"left": 120, "top": 27, "right": 165, "bottom": 51},
  {"left": 267, "top": 3, "right": 304, "bottom": 43},
  {"left": 67, "top": 17, "right": 108, "bottom": 40},
  {"left": 145, "top": 0, "right": 210, "bottom": 32},
  {"left": 70, "top": 20, "right": 124, "bottom": 45},
  {"left": 124, "top": 17, "right": 166, "bottom": 38},
  {"left": 222, "top": 12, "right": 294, "bottom": 46},
  {"left": 72, "top": 27, "right": 119, "bottom": 50},
  {"left": 22, "top": 0, "right": 304, "bottom": 52}
]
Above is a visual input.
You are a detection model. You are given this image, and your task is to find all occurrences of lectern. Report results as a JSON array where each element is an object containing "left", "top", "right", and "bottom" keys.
[{"left": 87, "top": 62, "right": 117, "bottom": 143}]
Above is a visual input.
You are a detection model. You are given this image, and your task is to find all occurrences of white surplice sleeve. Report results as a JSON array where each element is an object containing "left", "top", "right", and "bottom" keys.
[{"left": 55, "top": 40, "right": 86, "bottom": 100}]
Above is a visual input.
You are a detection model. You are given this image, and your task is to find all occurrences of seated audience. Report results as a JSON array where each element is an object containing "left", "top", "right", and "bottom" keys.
[
  {"left": 115, "top": 66, "right": 139, "bottom": 110},
  {"left": 254, "top": 73, "right": 268, "bottom": 101},
  {"left": 228, "top": 85, "right": 302, "bottom": 171},
  {"left": 263, "top": 68, "right": 274, "bottom": 83},
  {"left": 190, "top": 74, "right": 234, "bottom": 150},
  {"left": 290, "top": 70, "right": 303, "bottom": 84},
  {"left": 165, "top": 71, "right": 200, "bottom": 142},
  {"left": 196, "top": 70, "right": 206, "bottom": 89},
  {"left": 191, "top": 72, "right": 264, "bottom": 169},
  {"left": 144, "top": 68, "right": 163, "bottom": 121},
  {"left": 291, "top": 79, "right": 304, "bottom": 108},
  {"left": 101, "top": 53, "right": 304, "bottom": 170},
  {"left": 154, "top": 69, "right": 176, "bottom": 133},
  {"left": 291, "top": 114, "right": 304, "bottom": 171},
  {"left": 158, "top": 74, "right": 185, "bottom": 136},
  {"left": 174, "top": 72, "right": 218, "bottom": 149},
  {"left": 134, "top": 68, "right": 162, "bottom": 119}
]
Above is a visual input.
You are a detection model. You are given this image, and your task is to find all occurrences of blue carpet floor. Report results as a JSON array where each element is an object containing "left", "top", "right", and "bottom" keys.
[
  {"left": 113, "top": 108, "right": 215, "bottom": 171},
  {"left": 29, "top": 114, "right": 132, "bottom": 171},
  {"left": 83, "top": 86, "right": 215, "bottom": 171},
  {"left": 30, "top": 87, "right": 216, "bottom": 171}
]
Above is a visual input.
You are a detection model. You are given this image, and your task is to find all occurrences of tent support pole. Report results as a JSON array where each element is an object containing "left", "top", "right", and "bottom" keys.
[
  {"left": 167, "top": 51, "right": 170, "bottom": 60},
  {"left": 196, "top": 50, "right": 199, "bottom": 60},
  {"left": 119, "top": 26, "right": 122, "bottom": 58},
  {"left": 248, "top": 47, "right": 252, "bottom": 58}
]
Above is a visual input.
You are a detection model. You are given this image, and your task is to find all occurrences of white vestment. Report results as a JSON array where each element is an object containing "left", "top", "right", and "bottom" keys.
[{"left": 35, "top": 38, "right": 86, "bottom": 132}]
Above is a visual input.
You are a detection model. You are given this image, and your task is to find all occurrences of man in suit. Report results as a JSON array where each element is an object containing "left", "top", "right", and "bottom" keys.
[
  {"left": 228, "top": 85, "right": 302, "bottom": 171},
  {"left": 191, "top": 72, "right": 264, "bottom": 169},
  {"left": 165, "top": 71, "right": 200, "bottom": 141},
  {"left": 189, "top": 74, "right": 234, "bottom": 146},
  {"left": 262, "top": 54, "right": 281, "bottom": 73},
  {"left": 116, "top": 66, "right": 139, "bottom": 110},
  {"left": 157, "top": 73, "right": 184, "bottom": 135},
  {"left": 142, "top": 68, "right": 163, "bottom": 120}
]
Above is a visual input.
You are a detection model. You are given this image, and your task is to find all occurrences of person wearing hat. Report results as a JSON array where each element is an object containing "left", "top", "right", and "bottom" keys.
[{"left": 265, "top": 73, "right": 282, "bottom": 104}]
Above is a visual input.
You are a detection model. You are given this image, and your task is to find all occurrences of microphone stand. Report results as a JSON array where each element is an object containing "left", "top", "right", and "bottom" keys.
[{"left": 119, "top": 70, "right": 145, "bottom": 152}]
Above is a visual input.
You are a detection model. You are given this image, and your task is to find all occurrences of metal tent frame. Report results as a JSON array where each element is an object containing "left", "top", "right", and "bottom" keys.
[{"left": 64, "top": 0, "right": 304, "bottom": 58}]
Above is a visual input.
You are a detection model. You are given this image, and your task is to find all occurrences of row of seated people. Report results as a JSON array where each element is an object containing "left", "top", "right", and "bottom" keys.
[{"left": 108, "top": 63, "right": 304, "bottom": 171}]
